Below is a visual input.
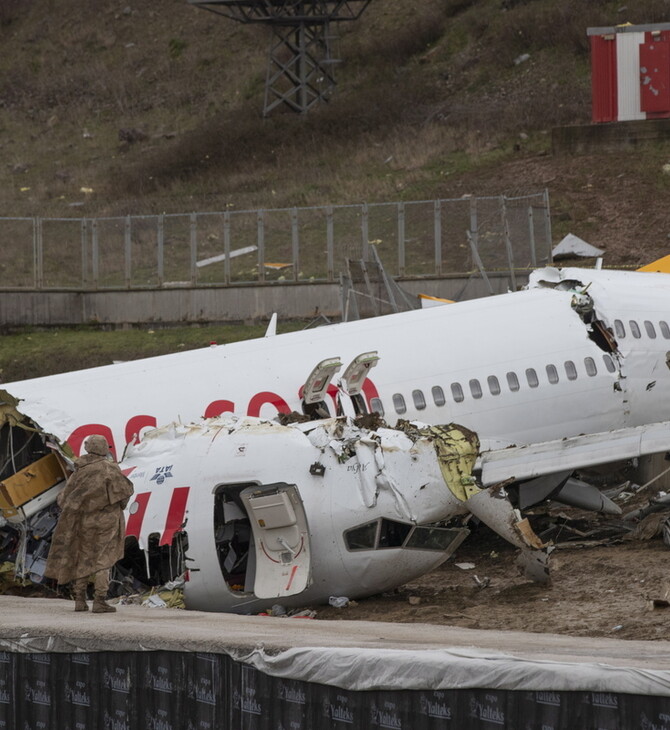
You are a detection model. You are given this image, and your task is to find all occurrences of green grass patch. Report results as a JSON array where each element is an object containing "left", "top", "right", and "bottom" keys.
[{"left": 0, "top": 321, "right": 306, "bottom": 382}]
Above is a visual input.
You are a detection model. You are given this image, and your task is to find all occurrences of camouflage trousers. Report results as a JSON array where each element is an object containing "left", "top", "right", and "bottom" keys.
[{"left": 73, "top": 569, "right": 109, "bottom": 599}]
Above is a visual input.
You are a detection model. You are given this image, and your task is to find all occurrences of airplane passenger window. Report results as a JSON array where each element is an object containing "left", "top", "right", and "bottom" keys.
[
  {"left": 614, "top": 320, "right": 626, "bottom": 338},
  {"left": 412, "top": 389, "right": 427, "bottom": 411},
  {"left": 487, "top": 375, "right": 501, "bottom": 396},
  {"left": 506, "top": 372, "right": 520, "bottom": 392},
  {"left": 378, "top": 519, "right": 413, "bottom": 548},
  {"left": 584, "top": 357, "right": 597, "bottom": 376},
  {"left": 451, "top": 383, "right": 465, "bottom": 403},
  {"left": 370, "top": 397, "right": 384, "bottom": 416},
  {"left": 564, "top": 360, "right": 578, "bottom": 380},
  {"left": 432, "top": 386, "right": 446, "bottom": 407},
  {"left": 660, "top": 321, "right": 670, "bottom": 339},
  {"left": 644, "top": 321, "right": 657, "bottom": 339},
  {"left": 629, "top": 320, "right": 641, "bottom": 339},
  {"left": 345, "top": 521, "right": 378, "bottom": 551},
  {"left": 546, "top": 364, "right": 559, "bottom": 384},
  {"left": 603, "top": 354, "right": 616, "bottom": 373},
  {"left": 469, "top": 379, "right": 483, "bottom": 399},
  {"left": 392, "top": 393, "right": 407, "bottom": 415},
  {"left": 525, "top": 368, "right": 539, "bottom": 388}
]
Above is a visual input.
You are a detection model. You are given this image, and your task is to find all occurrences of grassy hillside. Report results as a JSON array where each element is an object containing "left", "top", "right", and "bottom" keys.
[{"left": 1, "top": 0, "right": 670, "bottom": 265}]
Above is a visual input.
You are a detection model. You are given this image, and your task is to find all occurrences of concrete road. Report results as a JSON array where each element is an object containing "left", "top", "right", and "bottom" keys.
[{"left": 2, "top": 595, "right": 670, "bottom": 671}]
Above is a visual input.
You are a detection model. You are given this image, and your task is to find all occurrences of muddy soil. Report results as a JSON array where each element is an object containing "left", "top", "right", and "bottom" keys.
[{"left": 317, "top": 520, "right": 670, "bottom": 642}]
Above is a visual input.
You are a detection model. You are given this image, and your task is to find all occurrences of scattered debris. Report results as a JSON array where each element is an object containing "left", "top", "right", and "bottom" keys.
[
  {"left": 552, "top": 233, "right": 605, "bottom": 259},
  {"left": 455, "top": 562, "right": 475, "bottom": 570},
  {"left": 328, "top": 596, "right": 350, "bottom": 608},
  {"left": 408, "top": 595, "right": 422, "bottom": 606}
]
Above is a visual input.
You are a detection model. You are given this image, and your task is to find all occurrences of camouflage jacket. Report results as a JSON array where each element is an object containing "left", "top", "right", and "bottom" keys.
[{"left": 44, "top": 454, "right": 134, "bottom": 585}]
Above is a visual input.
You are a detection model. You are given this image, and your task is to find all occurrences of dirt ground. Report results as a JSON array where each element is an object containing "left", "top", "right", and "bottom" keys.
[{"left": 316, "top": 509, "right": 670, "bottom": 643}]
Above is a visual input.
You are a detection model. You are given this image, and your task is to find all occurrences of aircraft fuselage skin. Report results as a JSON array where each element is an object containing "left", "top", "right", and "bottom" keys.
[
  {"left": 5, "top": 267, "right": 670, "bottom": 458},
  {"left": 123, "top": 417, "right": 471, "bottom": 613}
]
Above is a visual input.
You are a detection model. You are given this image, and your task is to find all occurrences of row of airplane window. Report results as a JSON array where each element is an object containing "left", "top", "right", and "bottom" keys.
[
  {"left": 388, "top": 354, "right": 619, "bottom": 415},
  {"left": 614, "top": 318, "right": 670, "bottom": 340}
]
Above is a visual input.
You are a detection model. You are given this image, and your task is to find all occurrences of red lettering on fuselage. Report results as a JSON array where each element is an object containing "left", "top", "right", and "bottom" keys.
[
  {"left": 204, "top": 400, "right": 236, "bottom": 418},
  {"left": 71, "top": 377, "right": 380, "bottom": 454},
  {"left": 67, "top": 424, "right": 117, "bottom": 459},
  {"left": 125, "top": 415, "right": 157, "bottom": 446},
  {"left": 246, "top": 391, "right": 292, "bottom": 417}
]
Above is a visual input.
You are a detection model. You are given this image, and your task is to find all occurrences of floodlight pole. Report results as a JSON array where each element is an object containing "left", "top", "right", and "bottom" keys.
[{"left": 187, "top": 1, "right": 370, "bottom": 116}]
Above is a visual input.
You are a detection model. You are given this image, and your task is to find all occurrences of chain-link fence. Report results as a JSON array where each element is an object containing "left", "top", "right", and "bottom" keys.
[{"left": 0, "top": 192, "right": 551, "bottom": 290}]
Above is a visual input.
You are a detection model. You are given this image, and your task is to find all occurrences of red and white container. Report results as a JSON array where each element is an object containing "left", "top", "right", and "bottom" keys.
[{"left": 589, "top": 22, "right": 670, "bottom": 123}]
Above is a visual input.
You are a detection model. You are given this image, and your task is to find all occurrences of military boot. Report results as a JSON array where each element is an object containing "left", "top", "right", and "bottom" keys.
[
  {"left": 74, "top": 593, "right": 89, "bottom": 612},
  {"left": 92, "top": 596, "right": 116, "bottom": 614}
]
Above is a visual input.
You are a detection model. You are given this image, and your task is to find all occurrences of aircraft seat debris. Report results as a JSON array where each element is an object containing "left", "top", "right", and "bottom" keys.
[{"left": 0, "top": 453, "right": 67, "bottom": 523}]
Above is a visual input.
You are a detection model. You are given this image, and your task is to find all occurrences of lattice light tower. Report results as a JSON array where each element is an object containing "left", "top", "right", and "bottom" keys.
[{"left": 188, "top": 1, "right": 370, "bottom": 116}]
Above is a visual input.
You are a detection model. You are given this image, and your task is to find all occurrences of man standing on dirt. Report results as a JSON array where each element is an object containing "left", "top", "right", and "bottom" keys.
[{"left": 45, "top": 434, "right": 134, "bottom": 613}]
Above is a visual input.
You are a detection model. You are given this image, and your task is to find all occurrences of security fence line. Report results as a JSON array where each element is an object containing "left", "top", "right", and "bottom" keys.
[{"left": 0, "top": 191, "right": 551, "bottom": 291}]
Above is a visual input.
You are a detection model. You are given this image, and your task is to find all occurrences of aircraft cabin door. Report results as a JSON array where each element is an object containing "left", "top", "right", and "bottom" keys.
[
  {"left": 239, "top": 483, "right": 311, "bottom": 599},
  {"left": 301, "top": 357, "right": 342, "bottom": 418},
  {"left": 341, "top": 351, "right": 380, "bottom": 415}
]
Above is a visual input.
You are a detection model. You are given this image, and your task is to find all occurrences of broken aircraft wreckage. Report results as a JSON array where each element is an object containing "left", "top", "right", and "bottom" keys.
[
  {"left": 0, "top": 407, "right": 557, "bottom": 611},
  {"left": 1, "top": 263, "right": 670, "bottom": 609}
]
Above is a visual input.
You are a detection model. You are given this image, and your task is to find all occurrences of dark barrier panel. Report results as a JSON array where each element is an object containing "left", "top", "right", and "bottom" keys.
[{"left": 2, "top": 650, "right": 670, "bottom": 729}]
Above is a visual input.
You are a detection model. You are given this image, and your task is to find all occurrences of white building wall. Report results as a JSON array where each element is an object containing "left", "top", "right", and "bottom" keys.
[{"left": 617, "top": 32, "right": 646, "bottom": 121}]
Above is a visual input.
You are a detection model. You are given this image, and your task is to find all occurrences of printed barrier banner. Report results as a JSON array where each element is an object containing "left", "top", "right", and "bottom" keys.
[{"left": 2, "top": 649, "right": 670, "bottom": 729}]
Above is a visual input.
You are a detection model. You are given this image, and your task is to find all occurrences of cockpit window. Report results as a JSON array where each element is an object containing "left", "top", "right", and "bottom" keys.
[
  {"left": 378, "top": 519, "right": 413, "bottom": 548},
  {"left": 345, "top": 521, "right": 378, "bottom": 551}
]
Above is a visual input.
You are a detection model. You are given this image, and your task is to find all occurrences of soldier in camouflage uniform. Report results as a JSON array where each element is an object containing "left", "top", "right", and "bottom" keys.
[{"left": 45, "top": 434, "right": 134, "bottom": 613}]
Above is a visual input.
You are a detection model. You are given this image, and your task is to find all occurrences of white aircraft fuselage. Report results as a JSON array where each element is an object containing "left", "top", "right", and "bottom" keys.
[
  {"left": 2, "top": 265, "right": 670, "bottom": 611},
  {"left": 4, "top": 267, "right": 670, "bottom": 456}
]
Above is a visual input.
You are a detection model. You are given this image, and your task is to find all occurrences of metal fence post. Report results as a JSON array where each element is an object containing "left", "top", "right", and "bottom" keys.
[
  {"left": 291, "top": 208, "right": 299, "bottom": 282},
  {"left": 527, "top": 206, "right": 537, "bottom": 268},
  {"left": 190, "top": 213, "right": 198, "bottom": 286},
  {"left": 326, "top": 205, "right": 334, "bottom": 281},
  {"left": 91, "top": 219, "right": 99, "bottom": 290},
  {"left": 500, "top": 196, "right": 517, "bottom": 291},
  {"left": 543, "top": 188, "right": 553, "bottom": 263},
  {"left": 125, "top": 215, "right": 132, "bottom": 289},
  {"left": 32, "top": 217, "right": 39, "bottom": 289},
  {"left": 157, "top": 215, "right": 164, "bottom": 287},
  {"left": 257, "top": 210, "right": 265, "bottom": 282},
  {"left": 397, "top": 202, "right": 405, "bottom": 277},
  {"left": 434, "top": 200, "right": 442, "bottom": 276},
  {"left": 81, "top": 219, "right": 89, "bottom": 288},
  {"left": 361, "top": 203, "right": 369, "bottom": 261},
  {"left": 469, "top": 196, "right": 479, "bottom": 268},
  {"left": 223, "top": 212, "right": 231, "bottom": 285}
]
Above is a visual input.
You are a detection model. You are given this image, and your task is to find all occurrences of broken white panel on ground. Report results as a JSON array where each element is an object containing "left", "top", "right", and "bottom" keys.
[{"left": 552, "top": 234, "right": 604, "bottom": 259}]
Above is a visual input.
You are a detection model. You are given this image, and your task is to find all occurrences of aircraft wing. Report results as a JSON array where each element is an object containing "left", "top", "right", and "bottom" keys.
[{"left": 480, "top": 420, "right": 670, "bottom": 486}]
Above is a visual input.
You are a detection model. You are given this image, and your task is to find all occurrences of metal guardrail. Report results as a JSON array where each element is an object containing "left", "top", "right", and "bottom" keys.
[{"left": 0, "top": 191, "right": 551, "bottom": 290}]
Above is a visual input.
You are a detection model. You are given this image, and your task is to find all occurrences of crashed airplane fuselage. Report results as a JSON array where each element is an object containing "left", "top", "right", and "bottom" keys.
[
  {"left": 121, "top": 415, "right": 549, "bottom": 613},
  {"left": 2, "top": 267, "right": 669, "bottom": 459},
  {"left": 1, "top": 265, "right": 670, "bottom": 602}
]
